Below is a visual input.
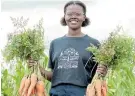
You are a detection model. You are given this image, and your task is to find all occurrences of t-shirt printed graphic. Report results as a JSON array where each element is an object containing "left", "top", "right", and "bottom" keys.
[{"left": 57, "top": 48, "right": 79, "bottom": 69}]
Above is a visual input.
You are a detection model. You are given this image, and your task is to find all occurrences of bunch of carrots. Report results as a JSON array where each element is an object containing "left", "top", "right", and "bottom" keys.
[
  {"left": 86, "top": 73, "right": 107, "bottom": 96},
  {"left": 18, "top": 59, "right": 46, "bottom": 96},
  {"left": 86, "top": 27, "right": 135, "bottom": 96},
  {"left": 1, "top": 18, "right": 47, "bottom": 96}
]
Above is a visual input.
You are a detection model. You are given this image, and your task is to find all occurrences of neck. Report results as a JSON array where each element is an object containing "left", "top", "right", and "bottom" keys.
[{"left": 67, "top": 28, "right": 84, "bottom": 37}]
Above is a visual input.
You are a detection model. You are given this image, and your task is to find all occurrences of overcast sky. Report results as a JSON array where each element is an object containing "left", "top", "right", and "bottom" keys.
[{"left": 1, "top": 0, "right": 135, "bottom": 65}]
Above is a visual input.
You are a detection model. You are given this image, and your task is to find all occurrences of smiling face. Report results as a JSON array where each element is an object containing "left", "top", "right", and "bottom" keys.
[{"left": 64, "top": 4, "right": 86, "bottom": 30}]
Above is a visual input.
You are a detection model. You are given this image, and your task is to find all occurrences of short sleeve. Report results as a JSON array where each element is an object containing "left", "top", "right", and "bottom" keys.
[{"left": 48, "top": 41, "right": 54, "bottom": 69}]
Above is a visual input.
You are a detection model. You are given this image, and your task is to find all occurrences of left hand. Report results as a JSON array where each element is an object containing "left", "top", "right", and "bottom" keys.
[{"left": 96, "top": 64, "right": 108, "bottom": 77}]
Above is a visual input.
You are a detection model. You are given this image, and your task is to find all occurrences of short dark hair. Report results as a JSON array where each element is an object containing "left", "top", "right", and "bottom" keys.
[{"left": 60, "top": 1, "right": 90, "bottom": 27}]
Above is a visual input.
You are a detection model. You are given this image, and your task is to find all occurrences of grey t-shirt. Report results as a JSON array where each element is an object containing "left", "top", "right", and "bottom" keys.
[{"left": 48, "top": 35, "right": 100, "bottom": 87}]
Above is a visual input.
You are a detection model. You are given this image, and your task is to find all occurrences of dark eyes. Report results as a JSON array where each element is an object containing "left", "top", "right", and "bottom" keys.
[{"left": 66, "top": 12, "right": 84, "bottom": 17}]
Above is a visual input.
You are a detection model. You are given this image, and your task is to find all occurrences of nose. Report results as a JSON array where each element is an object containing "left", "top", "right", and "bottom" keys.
[
  {"left": 72, "top": 15, "right": 76, "bottom": 18},
  {"left": 70, "top": 15, "right": 77, "bottom": 19}
]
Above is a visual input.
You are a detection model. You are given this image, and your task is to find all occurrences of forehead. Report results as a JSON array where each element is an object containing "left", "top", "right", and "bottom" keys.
[{"left": 65, "top": 4, "right": 84, "bottom": 13}]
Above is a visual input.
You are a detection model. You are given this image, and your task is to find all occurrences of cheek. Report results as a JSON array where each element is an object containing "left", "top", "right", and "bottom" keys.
[
  {"left": 64, "top": 16, "right": 69, "bottom": 24},
  {"left": 64, "top": 15, "right": 69, "bottom": 21},
  {"left": 79, "top": 17, "right": 85, "bottom": 22},
  {"left": 77, "top": 18, "right": 84, "bottom": 26}
]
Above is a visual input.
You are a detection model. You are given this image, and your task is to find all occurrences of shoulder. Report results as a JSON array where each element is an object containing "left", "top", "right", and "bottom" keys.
[
  {"left": 50, "top": 36, "right": 65, "bottom": 45},
  {"left": 86, "top": 35, "right": 100, "bottom": 47},
  {"left": 86, "top": 35, "right": 100, "bottom": 42}
]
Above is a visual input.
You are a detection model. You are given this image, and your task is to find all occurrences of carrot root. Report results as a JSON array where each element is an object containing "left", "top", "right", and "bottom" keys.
[
  {"left": 86, "top": 83, "right": 96, "bottom": 96},
  {"left": 19, "top": 76, "right": 27, "bottom": 95}
]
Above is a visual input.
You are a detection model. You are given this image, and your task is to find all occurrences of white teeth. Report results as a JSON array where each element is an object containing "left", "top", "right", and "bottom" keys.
[{"left": 71, "top": 21, "right": 77, "bottom": 23}]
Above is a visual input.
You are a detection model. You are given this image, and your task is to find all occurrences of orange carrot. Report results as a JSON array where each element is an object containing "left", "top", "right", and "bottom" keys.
[
  {"left": 36, "top": 93, "right": 46, "bottom": 96},
  {"left": 24, "top": 90, "right": 28, "bottom": 96},
  {"left": 31, "top": 88, "right": 36, "bottom": 95},
  {"left": 22, "top": 76, "right": 31, "bottom": 96},
  {"left": 36, "top": 80, "right": 46, "bottom": 96},
  {"left": 19, "top": 76, "right": 27, "bottom": 95},
  {"left": 86, "top": 83, "right": 96, "bottom": 96},
  {"left": 27, "top": 73, "right": 37, "bottom": 96},
  {"left": 101, "top": 86, "right": 106, "bottom": 96},
  {"left": 101, "top": 81, "right": 107, "bottom": 96},
  {"left": 103, "top": 81, "right": 107, "bottom": 91},
  {"left": 95, "top": 79, "right": 102, "bottom": 96}
]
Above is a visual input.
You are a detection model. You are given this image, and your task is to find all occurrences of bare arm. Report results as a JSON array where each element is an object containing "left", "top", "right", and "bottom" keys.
[{"left": 39, "top": 65, "right": 53, "bottom": 81}]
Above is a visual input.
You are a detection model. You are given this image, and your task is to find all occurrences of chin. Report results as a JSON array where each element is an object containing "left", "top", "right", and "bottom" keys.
[
  {"left": 71, "top": 27, "right": 79, "bottom": 30},
  {"left": 69, "top": 26, "right": 80, "bottom": 30}
]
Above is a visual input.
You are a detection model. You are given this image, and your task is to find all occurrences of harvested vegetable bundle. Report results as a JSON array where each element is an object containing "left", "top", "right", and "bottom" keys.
[
  {"left": 2, "top": 17, "right": 47, "bottom": 96},
  {"left": 86, "top": 26, "right": 135, "bottom": 96}
]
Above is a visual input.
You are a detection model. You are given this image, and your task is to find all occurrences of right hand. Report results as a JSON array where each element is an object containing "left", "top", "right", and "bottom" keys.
[{"left": 27, "top": 57, "right": 37, "bottom": 68}]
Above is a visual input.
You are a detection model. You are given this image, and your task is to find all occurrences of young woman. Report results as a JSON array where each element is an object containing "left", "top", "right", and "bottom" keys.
[{"left": 29, "top": 1, "right": 107, "bottom": 96}]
